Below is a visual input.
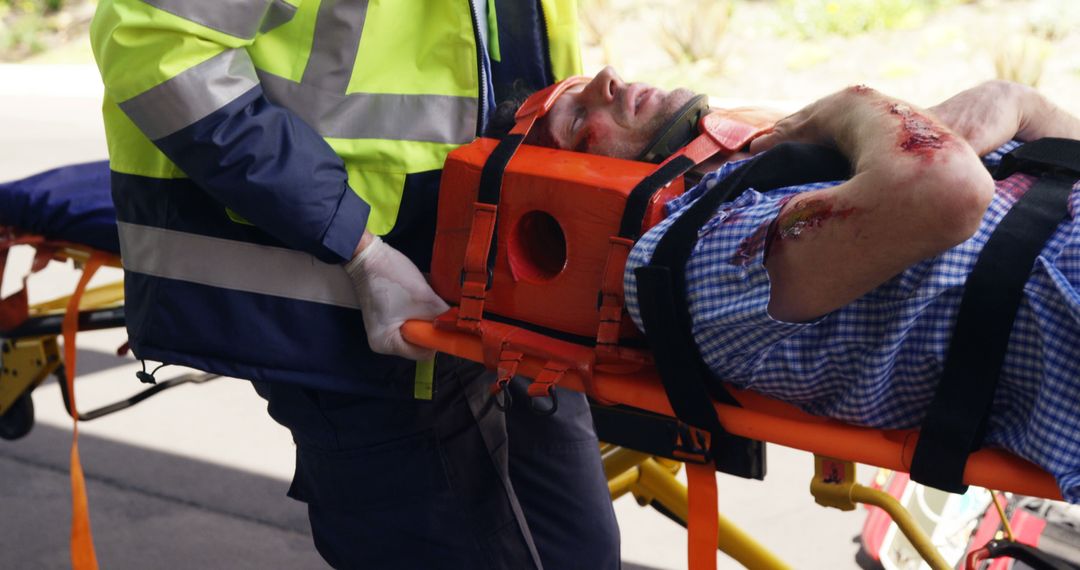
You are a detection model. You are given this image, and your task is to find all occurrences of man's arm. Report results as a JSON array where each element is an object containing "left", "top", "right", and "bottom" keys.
[
  {"left": 748, "top": 87, "right": 995, "bottom": 323},
  {"left": 930, "top": 80, "right": 1080, "bottom": 155}
]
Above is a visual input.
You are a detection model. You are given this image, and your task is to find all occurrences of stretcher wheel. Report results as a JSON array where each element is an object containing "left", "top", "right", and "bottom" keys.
[
  {"left": 0, "top": 392, "right": 34, "bottom": 440},
  {"left": 646, "top": 499, "right": 688, "bottom": 529},
  {"left": 854, "top": 545, "right": 884, "bottom": 570}
]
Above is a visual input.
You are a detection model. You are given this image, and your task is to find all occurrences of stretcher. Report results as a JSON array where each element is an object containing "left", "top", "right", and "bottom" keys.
[
  {"left": 0, "top": 161, "right": 1072, "bottom": 569},
  {"left": 408, "top": 78, "right": 1076, "bottom": 570},
  {"left": 0, "top": 162, "right": 219, "bottom": 437},
  {"left": 0, "top": 162, "right": 220, "bottom": 569},
  {"left": 401, "top": 320, "right": 1065, "bottom": 569}
]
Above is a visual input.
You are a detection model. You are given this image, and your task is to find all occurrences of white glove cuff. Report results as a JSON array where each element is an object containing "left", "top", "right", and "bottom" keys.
[{"left": 345, "top": 235, "right": 382, "bottom": 276}]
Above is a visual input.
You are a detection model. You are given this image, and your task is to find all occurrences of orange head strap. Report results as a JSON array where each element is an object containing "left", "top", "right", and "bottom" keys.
[{"left": 508, "top": 76, "right": 590, "bottom": 137}]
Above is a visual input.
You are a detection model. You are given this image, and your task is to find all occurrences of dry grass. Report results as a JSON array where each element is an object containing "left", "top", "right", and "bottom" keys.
[
  {"left": 656, "top": 0, "right": 735, "bottom": 67},
  {"left": 994, "top": 35, "right": 1051, "bottom": 87}
]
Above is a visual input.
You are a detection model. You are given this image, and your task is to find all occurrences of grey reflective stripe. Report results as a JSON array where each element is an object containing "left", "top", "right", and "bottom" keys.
[
  {"left": 142, "top": 0, "right": 294, "bottom": 40},
  {"left": 118, "top": 222, "right": 361, "bottom": 309},
  {"left": 260, "top": 0, "right": 299, "bottom": 34},
  {"left": 302, "top": 0, "right": 369, "bottom": 92},
  {"left": 259, "top": 71, "right": 477, "bottom": 143},
  {"left": 119, "top": 49, "right": 259, "bottom": 141}
]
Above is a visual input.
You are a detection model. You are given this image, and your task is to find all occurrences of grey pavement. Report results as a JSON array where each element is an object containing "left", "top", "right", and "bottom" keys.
[
  {"left": 0, "top": 63, "right": 870, "bottom": 569},
  {"left": 0, "top": 419, "right": 322, "bottom": 570}
]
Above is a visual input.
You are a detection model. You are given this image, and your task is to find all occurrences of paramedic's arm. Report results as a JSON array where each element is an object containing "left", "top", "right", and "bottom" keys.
[
  {"left": 749, "top": 87, "right": 994, "bottom": 323},
  {"left": 90, "top": 1, "right": 444, "bottom": 359},
  {"left": 930, "top": 80, "right": 1080, "bottom": 155}
]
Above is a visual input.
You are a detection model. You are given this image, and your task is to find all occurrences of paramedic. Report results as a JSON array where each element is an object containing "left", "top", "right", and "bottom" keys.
[
  {"left": 90, "top": 2, "right": 620, "bottom": 568},
  {"left": 527, "top": 69, "right": 1080, "bottom": 503}
]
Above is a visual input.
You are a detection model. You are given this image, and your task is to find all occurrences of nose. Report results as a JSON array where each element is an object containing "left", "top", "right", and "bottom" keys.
[{"left": 583, "top": 66, "right": 622, "bottom": 105}]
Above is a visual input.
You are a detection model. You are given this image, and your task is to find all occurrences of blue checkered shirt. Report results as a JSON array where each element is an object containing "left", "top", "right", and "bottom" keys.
[{"left": 625, "top": 141, "right": 1080, "bottom": 503}]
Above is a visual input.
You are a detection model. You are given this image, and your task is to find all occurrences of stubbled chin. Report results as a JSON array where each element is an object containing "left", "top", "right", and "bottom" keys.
[{"left": 667, "top": 88, "right": 698, "bottom": 110}]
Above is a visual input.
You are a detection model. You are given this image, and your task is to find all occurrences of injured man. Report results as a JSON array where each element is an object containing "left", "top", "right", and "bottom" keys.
[{"left": 492, "top": 68, "right": 1080, "bottom": 502}]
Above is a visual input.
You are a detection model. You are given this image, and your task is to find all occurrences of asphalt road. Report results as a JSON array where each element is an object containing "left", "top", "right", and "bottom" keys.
[{"left": 0, "top": 63, "right": 870, "bottom": 569}]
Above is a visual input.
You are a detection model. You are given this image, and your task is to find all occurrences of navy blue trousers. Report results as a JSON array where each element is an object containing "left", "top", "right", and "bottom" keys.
[{"left": 253, "top": 355, "right": 620, "bottom": 569}]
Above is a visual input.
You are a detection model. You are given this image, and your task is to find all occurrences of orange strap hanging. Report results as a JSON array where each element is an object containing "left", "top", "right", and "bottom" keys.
[
  {"left": 0, "top": 235, "right": 53, "bottom": 332},
  {"left": 0, "top": 247, "right": 29, "bottom": 331},
  {"left": 62, "top": 252, "right": 105, "bottom": 570},
  {"left": 686, "top": 462, "right": 719, "bottom": 570}
]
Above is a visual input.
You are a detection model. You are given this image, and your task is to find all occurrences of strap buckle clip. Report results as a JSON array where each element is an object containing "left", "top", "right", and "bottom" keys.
[
  {"left": 526, "top": 361, "right": 568, "bottom": 417},
  {"left": 672, "top": 422, "right": 712, "bottom": 464},
  {"left": 491, "top": 349, "right": 523, "bottom": 412}
]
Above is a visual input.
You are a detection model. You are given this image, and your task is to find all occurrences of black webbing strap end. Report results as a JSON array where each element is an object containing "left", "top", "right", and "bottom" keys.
[
  {"left": 635, "top": 265, "right": 765, "bottom": 479},
  {"left": 911, "top": 138, "right": 1079, "bottom": 494},
  {"left": 909, "top": 434, "right": 971, "bottom": 494},
  {"left": 994, "top": 137, "right": 1080, "bottom": 181}
]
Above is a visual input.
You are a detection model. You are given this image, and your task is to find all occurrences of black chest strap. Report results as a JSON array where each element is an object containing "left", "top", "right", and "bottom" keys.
[
  {"left": 911, "top": 138, "right": 1080, "bottom": 493},
  {"left": 634, "top": 143, "right": 850, "bottom": 478}
]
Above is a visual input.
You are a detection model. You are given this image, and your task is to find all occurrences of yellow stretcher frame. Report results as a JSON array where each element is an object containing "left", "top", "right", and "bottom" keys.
[
  {"left": 0, "top": 237, "right": 1060, "bottom": 570},
  {"left": 602, "top": 445, "right": 955, "bottom": 570}
]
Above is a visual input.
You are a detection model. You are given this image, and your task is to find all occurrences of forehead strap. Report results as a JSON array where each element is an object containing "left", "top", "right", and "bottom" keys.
[{"left": 509, "top": 76, "right": 590, "bottom": 137}]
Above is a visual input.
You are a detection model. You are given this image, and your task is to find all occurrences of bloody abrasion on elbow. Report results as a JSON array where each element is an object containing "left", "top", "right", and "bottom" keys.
[
  {"left": 889, "top": 103, "right": 952, "bottom": 158},
  {"left": 774, "top": 198, "right": 856, "bottom": 241}
]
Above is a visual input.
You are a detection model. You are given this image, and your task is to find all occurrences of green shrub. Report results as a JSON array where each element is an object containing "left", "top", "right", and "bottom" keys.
[
  {"left": 0, "top": 0, "right": 68, "bottom": 12},
  {"left": 778, "top": 0, "right": 955, "bottom": 39},
  {"left": 0, "top": 0, "right": 72, "bottom": 60}
]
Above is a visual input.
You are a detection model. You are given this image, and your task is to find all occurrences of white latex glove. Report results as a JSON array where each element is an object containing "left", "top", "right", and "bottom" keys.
[{"left": 344, "top": 236, "right": 449, "bottom": 360}]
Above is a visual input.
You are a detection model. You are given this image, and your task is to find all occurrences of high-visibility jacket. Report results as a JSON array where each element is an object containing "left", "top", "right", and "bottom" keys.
[{"left": 90, "top": 0, "right": 581, "bottom": 396}]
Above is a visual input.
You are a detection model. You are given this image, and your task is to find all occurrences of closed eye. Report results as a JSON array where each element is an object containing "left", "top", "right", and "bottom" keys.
[{"left": 568, "top": 110, "right": 586, "bottom": 151}]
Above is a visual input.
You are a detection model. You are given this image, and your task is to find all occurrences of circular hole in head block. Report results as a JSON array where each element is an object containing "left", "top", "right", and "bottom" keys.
[{"left": 509, "top": 210, "right": 567, "bottom": 282}]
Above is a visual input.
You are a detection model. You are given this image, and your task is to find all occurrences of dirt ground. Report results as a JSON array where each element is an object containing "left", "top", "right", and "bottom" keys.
[{"left": 581, "top": 0, "right": 1080, "bottom": 115}]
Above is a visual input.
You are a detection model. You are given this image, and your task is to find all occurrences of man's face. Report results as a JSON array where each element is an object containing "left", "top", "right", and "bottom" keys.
[{"left": 533, "top": 67, "right": 697, "bottom": 159}]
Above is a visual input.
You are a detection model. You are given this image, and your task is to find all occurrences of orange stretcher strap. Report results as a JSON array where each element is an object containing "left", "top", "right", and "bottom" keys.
[
  {"left": 686, "top": 462, "right": 719, "bottom": 570},
  {"left": 458, "top": 202, "right": 499, "bottom": 329},
  {"left": 0, "top": 231, "right": 52, "bottom": 331},
  {"left": 63, "top": 251, "right": 105, "bottom": 570},
  {"left": 401, "top": 319, "right": 1062, "bottom": 501},
  {"left": 0, "top": 247, "right": 29, "bottom": 330}
]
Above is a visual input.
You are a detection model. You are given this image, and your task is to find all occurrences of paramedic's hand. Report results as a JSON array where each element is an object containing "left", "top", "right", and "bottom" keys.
[{"left": 345, "top": 236, "right": 449, "bottom": 360}]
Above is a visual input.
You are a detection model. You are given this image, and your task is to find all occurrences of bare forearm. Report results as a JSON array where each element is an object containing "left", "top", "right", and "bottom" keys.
[
  {"left": 758, "top": 87, "right": 993, "bottom": 322},
  {"left": 1017, "top": 84, "right": 1080, "bottom": 141},
  {"left": 930, "top": 80, "right": 1080, "bottom": 156}
]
